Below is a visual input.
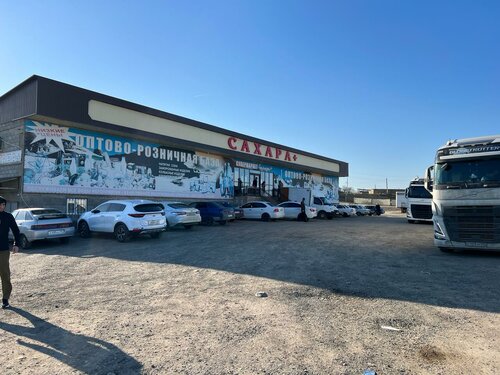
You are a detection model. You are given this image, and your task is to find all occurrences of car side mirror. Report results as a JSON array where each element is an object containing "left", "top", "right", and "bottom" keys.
[
  {"left": 91, "top": 209, "right": 100, "bottom": 214},
  {"left": 424, "top": 165, "right": 434, "bottom": 192}
]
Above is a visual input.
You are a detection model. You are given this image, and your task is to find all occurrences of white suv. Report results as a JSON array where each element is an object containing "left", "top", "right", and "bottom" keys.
[{"left": 77, "top": 200, "right": 166, "bottom": 242}]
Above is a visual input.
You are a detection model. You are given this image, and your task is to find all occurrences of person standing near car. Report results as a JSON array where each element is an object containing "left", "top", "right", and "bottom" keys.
[
  {"left": 0, "top": 196, "right": 20, "bottom": 309},
  {"left": 300, "top": 198, "right": 307, "bottom": 222}
]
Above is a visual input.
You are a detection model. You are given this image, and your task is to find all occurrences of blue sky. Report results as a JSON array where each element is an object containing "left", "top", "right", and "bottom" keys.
[{"left": 1, "top": 1, "right": 499, "bottom": 189}]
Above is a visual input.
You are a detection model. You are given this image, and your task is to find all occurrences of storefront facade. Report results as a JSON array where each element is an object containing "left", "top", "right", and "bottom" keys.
[{"left": 0, "top": 76, "right": 348, "bottom": 215}]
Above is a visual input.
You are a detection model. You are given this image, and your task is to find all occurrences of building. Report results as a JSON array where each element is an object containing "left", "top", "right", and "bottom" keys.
[{"left": 0, "top": 76, "right": 348, "bottom": 215}]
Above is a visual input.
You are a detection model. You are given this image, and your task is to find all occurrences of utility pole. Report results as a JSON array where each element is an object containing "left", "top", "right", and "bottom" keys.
[{"left": 386, "top": 178, "right": 388, "bottom": 194}]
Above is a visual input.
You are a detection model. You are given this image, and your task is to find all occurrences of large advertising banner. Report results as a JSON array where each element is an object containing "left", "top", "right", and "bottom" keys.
[
  {"left": 23, "top": 120, "right": 234, "bottom": 199},
  {"left": 234, "top": 160, "right": 339, "bottom": 202}
]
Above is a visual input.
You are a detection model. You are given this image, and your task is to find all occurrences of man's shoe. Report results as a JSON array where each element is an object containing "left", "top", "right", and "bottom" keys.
[{"left": 1, "top": 299, "right": 10, "bottom": 309}]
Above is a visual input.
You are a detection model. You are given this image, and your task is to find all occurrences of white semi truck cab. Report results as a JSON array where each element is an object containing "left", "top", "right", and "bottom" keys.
[
  {"left": 425, "top": 135, "right": 500, "bottom": 251},
  {"left": 405, "top": 178, "right": 433, "bottom": 223}
]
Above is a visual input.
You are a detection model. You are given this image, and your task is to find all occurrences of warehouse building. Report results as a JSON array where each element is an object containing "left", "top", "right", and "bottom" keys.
[{"left": 0, "top": 76, "right": 348, "bottom": 215}]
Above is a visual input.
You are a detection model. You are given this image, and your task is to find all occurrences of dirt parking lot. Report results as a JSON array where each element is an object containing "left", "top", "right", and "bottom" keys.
[{"left": 1, "top": 211, "right": 499, "bottom": 375}]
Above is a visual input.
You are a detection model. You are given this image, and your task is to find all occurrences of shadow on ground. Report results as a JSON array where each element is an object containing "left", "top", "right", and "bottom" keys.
[
  {"left": 0, "top": 307, "right": 142, "bottom": 374},
  {"left": 22, "top": 215, "right": 500, "bottom": 313}
]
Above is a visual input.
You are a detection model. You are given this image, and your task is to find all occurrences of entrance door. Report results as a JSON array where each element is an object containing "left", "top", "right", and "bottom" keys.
[{"left": 249, "top": 172, "right": 260, "bottom": 195}]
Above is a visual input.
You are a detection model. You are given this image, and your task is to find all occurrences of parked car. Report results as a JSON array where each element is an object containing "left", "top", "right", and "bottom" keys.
[
  {"left": 220, "top": 201, "right": 244, "bottom": 220},
  {"left": 77, "top": 200, "right": 166, "bottom": 242},
  {"left": 277, "top": 201, "right": 317, "bottom": 221},
  {"left": 240, "top": 201, "right": 285, "bottom": 221},
  {"left": 159, "top": 201, "right": 201, "bottom": 229},
  {"left": 366, "top": 205, "right": 385, "bottom": 215},
  {"left": 11, "top": 208, "right": 75, "bottom": 249},
  {"left": 350, "top": 205, "right": 371, "bottom": 216},
  {"left": 334, "top": 204, "right": 357, "bottom": 217},
  {"left": 189, "top": 201, "right": 233, "bottom": 225}
]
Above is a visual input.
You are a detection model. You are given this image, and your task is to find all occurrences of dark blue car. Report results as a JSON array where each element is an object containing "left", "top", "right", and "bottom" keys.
[{"left": 189, "top": 201, "right": 234, "bottom": 225}]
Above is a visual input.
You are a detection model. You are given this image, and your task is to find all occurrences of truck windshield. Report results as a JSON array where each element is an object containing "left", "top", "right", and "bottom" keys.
[
  {"left": 435, "top": 158, "right": 500, "bottom": 187},
  {"left": 407, "top": 186, "right": 432, "bottom": 199}
]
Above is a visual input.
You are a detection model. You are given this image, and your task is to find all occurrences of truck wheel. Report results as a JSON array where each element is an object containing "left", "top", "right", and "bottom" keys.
[{"left": 318, "top": 211, "right": 327, "bottom": 220}]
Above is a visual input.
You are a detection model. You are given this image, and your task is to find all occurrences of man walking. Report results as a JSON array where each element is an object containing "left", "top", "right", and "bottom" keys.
[{"left": 0, "top": 196, "right": 20, "bottom": 309}]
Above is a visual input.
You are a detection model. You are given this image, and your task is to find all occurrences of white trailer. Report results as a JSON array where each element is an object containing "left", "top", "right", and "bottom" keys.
[
  {"left": 286, "top": 187, "right": 338, "bottom": 219},
  {"left": 396, "top": 191, "right": 408, "bottom": 213}
]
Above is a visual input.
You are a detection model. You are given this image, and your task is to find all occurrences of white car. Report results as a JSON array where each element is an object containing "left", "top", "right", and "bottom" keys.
[
  {"left": 335, "top": 204, "right": 357, "bottom": 217},
  {"left": 11, "top": 208, "right": 75, "bottom": 249},
  {"left": 277, "top": 201, "right": 317, "bottom": 220},
  {"left": 159, "top": 201, "right": 201, "bottom": 229},
  {"left": 240, "top": 201, "right": 285, "bottom": 221},
  {"left": 77, "top": 200, "right": 166, "bottom": 242},
  {"left": 351, "top": 205, "right": 371, "bottom": 216}
]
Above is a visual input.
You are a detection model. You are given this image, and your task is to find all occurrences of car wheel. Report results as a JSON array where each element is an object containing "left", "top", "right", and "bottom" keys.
[
  {"left": 342, "top": 213, "right": 348, "bottom": 217},
  {"left": 150, "top": 232, "right": 161, "bottom": 239},
  {"left": 184, "top": 225, "right": 193, "bottom": 230},
  {"left": 78, "top": 221, "right": 91, "bottom": 238},
  {"left": 20, "top": 234, "right": 31, "bottom": 249},
  {"left": 165, "top": 221, "right": 170, "bottom": 231},
  {"left": 261, "top": 213, "right": 270, "bottom": 222},
  {"left": 408, "top": 220, "right": 415, "bottom": 224},
  {"left": 114, "top": 223, "right": 130, "bottom": 242},
  {"left": 59, "top": 237, "right": 70, "bottom": 244},
  {"left": 219, "top": 220, "right": 227, "bottom": 225},
  {"left": 318, "top": 211, "right": 327, "bottom": 220}
]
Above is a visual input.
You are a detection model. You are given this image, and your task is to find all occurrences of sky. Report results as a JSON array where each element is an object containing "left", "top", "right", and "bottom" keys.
[{"left": 1, "top": 1, "right": 499, "bottom": 190}]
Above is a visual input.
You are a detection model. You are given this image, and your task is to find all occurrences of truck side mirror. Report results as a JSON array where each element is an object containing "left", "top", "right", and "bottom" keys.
[{"left": 424, "top": 165, "right": 434, "bottom": 192}]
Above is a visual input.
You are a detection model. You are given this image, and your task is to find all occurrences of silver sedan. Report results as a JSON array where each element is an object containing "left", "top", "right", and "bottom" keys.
[{"left": 11, "top": 208, "right": 75, "bottom": 248}]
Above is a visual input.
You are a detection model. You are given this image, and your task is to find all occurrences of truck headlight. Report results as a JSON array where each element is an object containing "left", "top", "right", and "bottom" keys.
[
  {"left": 434, "top": 221, "right": 446, "bottom": 239},
  {"left": 432, "top": 202, "right": 441, "bottom": 216}
]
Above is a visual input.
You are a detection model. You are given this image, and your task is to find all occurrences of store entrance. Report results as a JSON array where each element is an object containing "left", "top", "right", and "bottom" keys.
[{"left": 249, "top": 172, "right": 260, "bottom": 195}]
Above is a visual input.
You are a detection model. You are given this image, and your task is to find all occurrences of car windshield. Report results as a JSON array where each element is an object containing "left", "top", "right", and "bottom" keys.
[
  {"left": 134, "top": 204, "right": 164, "bottom": 212},
  {"left": 210, "top": 202, "right": 225, "bottom": 208},
  {"left": 168, "top": 203, "right": 190, "bottom": 209},
  {"left": 435, "top": 158, "right": 500, "bottom": 188},
  {"left": 31, "top": 209, "right": 64, "bottom": 216},
  {"left": 407, "top": 186, "right": 432, "bottom": 199}
]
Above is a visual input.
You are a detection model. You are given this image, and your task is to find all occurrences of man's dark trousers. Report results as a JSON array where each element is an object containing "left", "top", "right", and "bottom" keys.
[{"left": 0, "top": 250, "right": 12, "bottom": 300}]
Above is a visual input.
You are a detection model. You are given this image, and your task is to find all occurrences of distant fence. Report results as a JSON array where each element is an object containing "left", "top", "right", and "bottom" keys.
[{"left": 354, "top": 198, "right": 393, "bottom": 206}]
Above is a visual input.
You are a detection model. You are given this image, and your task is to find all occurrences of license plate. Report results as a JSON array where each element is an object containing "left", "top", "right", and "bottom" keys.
[
  {"left": 465, "top": 242, "right": 487, "bottom": 248},
  {"left": 48, "top": 230, "right": 65, "bottom": 235},
  {"left": 148, "top": 220, "right": 160, "bottom": 225}
]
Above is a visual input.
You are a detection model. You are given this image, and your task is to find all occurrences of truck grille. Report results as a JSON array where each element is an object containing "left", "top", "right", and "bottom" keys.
[
  {"left": 410, "top": 204, "right": 433, "bottom": 219},
  {"left": 443, "top": 206, "right": 500, "bottom": 243}
]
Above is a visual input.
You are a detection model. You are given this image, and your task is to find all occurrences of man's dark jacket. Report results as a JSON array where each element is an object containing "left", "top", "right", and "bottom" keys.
[{"left": 0, "top": 211, "right": 20, "bottom": 251}]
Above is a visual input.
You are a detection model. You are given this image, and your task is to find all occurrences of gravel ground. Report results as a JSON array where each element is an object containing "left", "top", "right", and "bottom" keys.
[{"left": 0, "top": 211, "right": 499, "bottom": 375}]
